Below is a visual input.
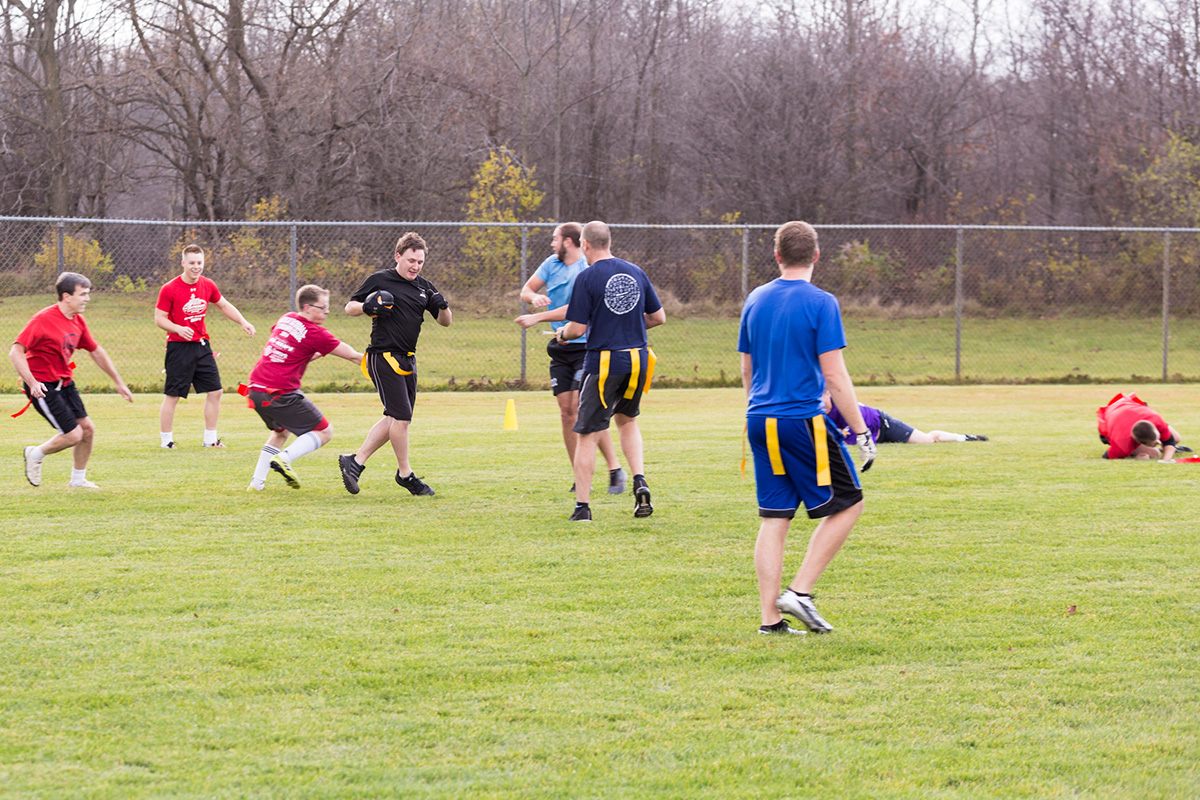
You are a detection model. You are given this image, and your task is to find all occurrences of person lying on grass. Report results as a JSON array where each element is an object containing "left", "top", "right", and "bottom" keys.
[
  {"left": 1096, "top": 392, "right": 1190, "bottom": 461},
  {"left": 822, "top": 391, "right": 989, "bottom": 446}
]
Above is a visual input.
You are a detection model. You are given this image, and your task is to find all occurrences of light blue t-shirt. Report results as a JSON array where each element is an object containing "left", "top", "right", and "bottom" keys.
[
  {"left": 737, "top": 278, "right": 847, "bottom": 418},
  {"left": 533, "top": 254, "right": 589, "bottom": 343}
]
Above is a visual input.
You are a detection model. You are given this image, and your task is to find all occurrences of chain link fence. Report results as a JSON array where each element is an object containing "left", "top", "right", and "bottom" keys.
[{"left": 3, "top": 217, "right": 1200, "bottom": 393}]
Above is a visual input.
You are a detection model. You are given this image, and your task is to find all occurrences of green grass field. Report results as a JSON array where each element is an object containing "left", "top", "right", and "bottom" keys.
[
  {"left": 6, "top": 292, "right": 1200, "bottom": 393},
  {"left": 3, "top": 386, "right": 1199, "bottom": 797}
]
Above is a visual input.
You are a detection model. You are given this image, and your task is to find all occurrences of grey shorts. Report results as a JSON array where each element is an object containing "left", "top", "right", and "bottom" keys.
[{"left": 250, "top": 390, "right": 324, "bottom": 435}]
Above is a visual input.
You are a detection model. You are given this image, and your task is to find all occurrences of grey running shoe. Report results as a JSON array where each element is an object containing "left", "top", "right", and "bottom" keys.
[
  {"left": 23, "top": 446, "right": 41, "bottom": 487},
  {"left": 633, "top": 478, "right": 653, "bottom": 518},
  {"left": 776, "top": 591, "right": 834, "bottom": 633},
  {"left": 67, "top": 479, "right": 100, "bottom": 489},
  {"left": 758, "top": 620, "right": 806, "bottom": 635},
  {"left": 339, "top": 454, "right": 364, "bottom": 494},
  {"left": 964, "top": 434, "right": 989, "bottom": 442},
  {"left": 270, "top": 454, "right": 300, "bottom": 489},
  {"left": 608, "top": 467, "right": 628, "bottom": 495},
  {"left": 1175, "top": 444, "right": 1193, "bottom": 453},
  {"left": 569, "top": 505, "right": 592, "bottom": 522},
  {"left": 396, "top": 471, "right": 435, "bottom": 496}
]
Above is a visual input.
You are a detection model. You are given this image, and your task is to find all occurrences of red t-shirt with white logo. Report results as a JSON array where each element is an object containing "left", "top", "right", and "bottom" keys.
[
  {"left": 15, "top": 305, "right": 99, "bottom": 383},
  {"left": 156, "top": 275, "right": 222, "bottom": 342},
  {"left": 248, "top": 313, "right": 341, "bottom": 393}
]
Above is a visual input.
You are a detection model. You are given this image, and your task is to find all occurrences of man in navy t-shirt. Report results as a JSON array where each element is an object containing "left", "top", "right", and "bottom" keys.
[{"left": 558, "top": 221, "right": 666, "bottom": 522}]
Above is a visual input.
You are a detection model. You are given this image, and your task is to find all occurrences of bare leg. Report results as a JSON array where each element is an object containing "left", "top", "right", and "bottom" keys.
[
  {"left": 389, "top": 418, "right": 412, "bottom": 476},
  {"left": 72, "top": 418, "right": 96, "bottom": 470},
  {"left": 159, "top": 395, "right": 180, "bottom": 434},
  {"left": 597, "top": 430, "right": 620, "bottom": 470},
  {"left": 755, "top": 517, "right": 792, "bottom": 625},
  {"left": 790, "top": 500, "right": 864, "bottom": 594},
  {"left": 556, "top": 390, "right": 579, "bottom": 468},
  {"left": 573, "top": 431, "right": 601, "bottom": 504},
  {"left": 614, "top": 413, "right": 644, "bottom": 476},
  {"left": 203, "top": 389, "right": 223, "bottom": 430},
  {"left": 355, "top": 417, "right": 393, "bottom": 464},
  {"left": 37, "top": 426, "right": 84, "bottom": 457}
]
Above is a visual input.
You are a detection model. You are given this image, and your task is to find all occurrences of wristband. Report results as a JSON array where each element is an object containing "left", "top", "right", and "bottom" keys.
[{"left": 853, "top": 430, "right": 870, "bottom": 437}]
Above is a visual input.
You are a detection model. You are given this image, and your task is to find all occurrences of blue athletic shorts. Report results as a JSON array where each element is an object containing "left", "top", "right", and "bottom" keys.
[{"left": 748, "top": 414, "right": 863, "bottom": 519}]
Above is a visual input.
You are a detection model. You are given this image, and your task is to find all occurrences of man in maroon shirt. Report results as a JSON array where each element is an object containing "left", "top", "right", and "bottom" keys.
[
  {"left": 244, "top": 285, "right": 362, "bottom": 491},
  {"left": 10, "top": 272, "right": 133, "bottom": 489}
]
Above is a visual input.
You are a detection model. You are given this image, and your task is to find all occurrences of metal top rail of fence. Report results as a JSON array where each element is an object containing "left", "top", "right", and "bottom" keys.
[{"left": 3, "top": 217, "right": 1199, "bottom": 390}]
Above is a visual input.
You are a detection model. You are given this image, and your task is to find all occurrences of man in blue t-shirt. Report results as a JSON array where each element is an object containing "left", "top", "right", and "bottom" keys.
[
  {"left": 738, "top": 221, "right": 876, "bottom": 636},
  {"left": 515, "top": 223, "right": 626, "bottom": 494},
  {"left": 558, "top": 221, "right": 666, "bottom": 522}
]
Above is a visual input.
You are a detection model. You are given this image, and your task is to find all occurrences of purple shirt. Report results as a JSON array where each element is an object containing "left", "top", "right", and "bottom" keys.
[{"left": 825, "top": 402, "right": 882, "bottom": 444}]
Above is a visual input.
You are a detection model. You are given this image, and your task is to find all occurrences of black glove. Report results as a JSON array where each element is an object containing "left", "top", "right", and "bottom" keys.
[
  {"left": 430, "top": 290, "right": 448, "bottom": 311},
  {"left": 363, "top": 289, "right": 394, "bottom": 317}
]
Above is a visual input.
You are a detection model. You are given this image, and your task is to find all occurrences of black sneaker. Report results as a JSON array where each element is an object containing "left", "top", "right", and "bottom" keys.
[
  {"left": 775, "top": 591, "right": 833, "bottom": 633},
  {"left": 338, "top": 454, "right": 364, "bottom": 494},
  {"left": 569, "top": 505, "right": 592, "bottom": 522},
  {"left": 633, "top": 477, "right": 653, "bottom": 518},
  {"left": 1176, "top": 444, "right": 1193, "bottom": 453},
  {"left": 608, "top": 467, "right": 628, "bottom": 495},
  {"left": 964, "top": 434, "right": 989, "bottom": 442},
  {"left": 396, "top": 471, "right": 435, "bottom": 496},
  {"left": 758, "top": 620, "right": 806, "bottom": 635}
]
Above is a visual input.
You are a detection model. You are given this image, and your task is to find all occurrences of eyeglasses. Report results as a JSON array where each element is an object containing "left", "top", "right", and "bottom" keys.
[{"left": 309, "top": 304, "right": 329, "bottom": 311}]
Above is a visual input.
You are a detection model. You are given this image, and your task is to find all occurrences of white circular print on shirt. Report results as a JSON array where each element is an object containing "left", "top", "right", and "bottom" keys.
[{"left": 604, "top": 273, "right": 641, "bottom": 315}]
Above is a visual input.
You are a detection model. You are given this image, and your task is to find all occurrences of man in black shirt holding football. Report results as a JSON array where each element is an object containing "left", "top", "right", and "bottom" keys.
[{"left": 340, "top": 232, "right": 452, "bottom": 496}]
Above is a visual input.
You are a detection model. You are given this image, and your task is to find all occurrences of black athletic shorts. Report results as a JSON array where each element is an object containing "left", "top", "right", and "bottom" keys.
[
  {"left": 249, "top": 390, "right": 324, "bottom": 435},
  {"left": 573, "top": 367, "right": 648, "bottom": 434},
  {"left": 24, "top": 380, "right": 86, "bottom": 435},
  {"left": 546, "top": 339, "right": 586, "bottom": 396},
  {"left": 876, "top": 412, "right": 916, "bottom": 444},
  {"left": 364, "top": 350, "right": 417, "bottom": 421},
  {"left": 163, "top": 339, "right": 222, "bottom": 397}
]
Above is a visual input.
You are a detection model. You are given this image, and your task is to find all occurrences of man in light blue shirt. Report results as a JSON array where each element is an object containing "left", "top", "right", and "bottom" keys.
[{"left": 515, "top": 223, "right": 625, "bottom": 494}]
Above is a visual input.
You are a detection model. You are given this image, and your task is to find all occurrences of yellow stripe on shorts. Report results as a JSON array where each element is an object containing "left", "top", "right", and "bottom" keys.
[
  {"left": 382, "top": 351, "right": 413, "bottom": 375},
  {"left": 765, "top": 418, "right": 786, "bottom": 476},
  {"left": 813, "top": 414, "right": 831, "bottom": 486},
  {"left": 625, "top": 349, "right": 640, "bottom": 400},
  {"left": 643, "top": 348, "right": 656, "bottom": 393},
  {"left": 360, "top": 354, "right": 370, "bottom": 379},
  {"left": 598, "top": 351, "right": 611, "bottom": 408}
]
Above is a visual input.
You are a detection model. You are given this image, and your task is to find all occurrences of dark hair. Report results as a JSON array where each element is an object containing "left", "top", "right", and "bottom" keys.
[
  {"left": 558, "top": 222, "right": 583, "bottom": 249},
  {"left": 1131, "top": 420, "right": 1159, "bottom": 446},
  {"left": 395, "top": 232, "right": 427, "bottom": 256},
  {"left": 296, "top": 284, "right": 328, "bottom": 309},
  {"left": 774, "top": 221, "right": 819, "bottom": 267},
  {"left": 55, "top": 272, "right": 92, "bottom": 301}
]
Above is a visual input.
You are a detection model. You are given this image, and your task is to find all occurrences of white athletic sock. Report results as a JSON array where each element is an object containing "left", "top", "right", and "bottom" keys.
[
  {"left": 31, "top": 446, "right": 46, "bottom": 462},
  {"left": 203, "top": 429, "right": 219, "bottom": 446},
  {"left": 161, "top": 431, "right": 174, "bottom": 446},
  {"left": 71, "top": 468, "right": 87, "bottom": 482},
  {"left": 955, "top": 434, "right": 967, "bottom": 442},
  {"left": 281, "top": 431, "right": 322, "bottom": 463},
  {"left": 254, "top": 445, "right": 281, "bottom": 484}
]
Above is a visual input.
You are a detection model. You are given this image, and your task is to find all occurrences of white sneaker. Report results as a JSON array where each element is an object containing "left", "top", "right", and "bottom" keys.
[
  {"left": 67, "top": 479, "right": 100, "bottom": 489},
  {"left": 23, "top": 446, "right": 42, "bottom": 487},
  {"left": 775, "top": 591, "right": 834, "bottom": 633},
  {"left": 247, "top": 481, "right": 264, "bottom": 491}
]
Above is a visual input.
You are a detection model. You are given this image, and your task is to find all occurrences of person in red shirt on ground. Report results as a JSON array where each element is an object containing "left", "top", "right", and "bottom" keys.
[
  {"left": 10, "top": 272, "right": 134, "bottom": 489},
  {"left": 1096, "top": 392, "right": 1189, "bottom": 460},
  {"left": 244, "top": 284, "right": 363, "bottom": 491},
  {"left": 155, "top": 244, "right": 256, "bottom": 449}
]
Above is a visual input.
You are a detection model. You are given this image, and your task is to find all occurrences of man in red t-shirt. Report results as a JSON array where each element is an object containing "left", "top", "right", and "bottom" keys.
[
  {"left": 155, "top": 244, "right": 256, "bottom": 449},
  {"left": 10, "top": 272, "right": 134, "bottom": 489},
  {"left": 1097, "top": 392, "right": 1186, "bottom": 460},
  {"left": 244, "top": 284, "right": 362, "bottom": 491}
]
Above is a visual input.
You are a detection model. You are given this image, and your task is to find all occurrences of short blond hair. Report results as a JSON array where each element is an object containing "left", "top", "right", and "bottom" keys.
[{"left": 296, "top": 284, "right": 329, "bottom": 309}]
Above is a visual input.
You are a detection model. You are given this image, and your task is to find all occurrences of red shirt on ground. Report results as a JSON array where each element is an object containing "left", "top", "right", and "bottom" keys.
[
  {"left": 15, "top": 305, "right": 98, "bottom": 383},
  {"left": 156, "top": 275, "right": 222, "bottom": 342},
  {"left": 248, "top": 313, "right": 341, "bottom": 393},
  {"left": 1098, "top": 393, "right": 1172, "bottom": 459}
]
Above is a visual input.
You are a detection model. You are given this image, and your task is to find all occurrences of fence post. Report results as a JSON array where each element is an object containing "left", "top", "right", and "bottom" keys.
[
  {"left": 1162, "top": 230, "right": 1171, "bottom": 381},
  {"left": 955, "top": 228, "right": 963, "bottom": 382},
  {"left": 56, "top": 221, "right": 66, "bottom": 275},
  {"left": 289, "top": 225, "right": 298, "bottom": 312},
  {"left": 741, "top": 227, "right": 749, "bottom": 297},
  {"left": 520, "top": 225, "right": 528, "bottom": 383}
]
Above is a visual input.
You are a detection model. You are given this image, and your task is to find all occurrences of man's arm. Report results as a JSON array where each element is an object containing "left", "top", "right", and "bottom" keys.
[
  {"left": 436, "top": 307, "right": 452, "bottom": 327},
  {"left": 740, "top": 352, "right": 753, "bottom": 402},
  {"left": 819, "top": 349, "right": 868, "bottom": 436},
  {"left": 154, "top": 307, "right": 195, "bottom": 340},
  {"left": 558, "top": 320, "right": 587, "bottom": 341},
  {"left": 645, "top": 308, "right": 666, "bottom": 329},
  {"left": 515, "top": 305, "right": 567, "bottom": 329},
  {"left": 329, "top": 342, "right": 364, "bottom": 364},
  {"left": 9, "top": 343, "right": 45, "bottom": 398},
  {"left": 519, "top": 275, "right": 551, "bottom": 308},
  {"left": 345, "top": 300, "right": 365, "bottom": 316},
  {"left": 88, "top": 346, "right": 134, "bottom": 402},
  {"left": 214, "top": 297, "right": 256, "bottom": 336}
]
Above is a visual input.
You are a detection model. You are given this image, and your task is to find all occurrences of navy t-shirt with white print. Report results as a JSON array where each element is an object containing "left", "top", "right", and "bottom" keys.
[{"left": 565, "top": 257, "right": 662, "bottom": 375}]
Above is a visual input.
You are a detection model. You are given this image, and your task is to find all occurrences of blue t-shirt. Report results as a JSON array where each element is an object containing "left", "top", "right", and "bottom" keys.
[
  {"left": 565, "top": 257, "right": 663, "bottom": 374},
  {"left": 738, "top": 278, "right": 847, "bottom": 418},
  {"left": 533, "top": 254, "right": 589, "bottom": 342}
]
